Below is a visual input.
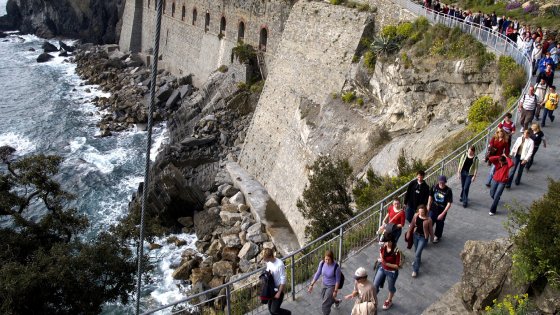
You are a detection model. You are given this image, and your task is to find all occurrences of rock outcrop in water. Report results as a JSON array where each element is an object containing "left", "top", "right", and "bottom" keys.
[{"left": 0, "top": 0, "right": 124, "bottom": 44}]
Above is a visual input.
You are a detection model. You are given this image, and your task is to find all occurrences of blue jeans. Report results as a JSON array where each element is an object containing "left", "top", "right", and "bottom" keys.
[
  {"left": 412, "top": 233, "right": 428, "bottom": 273},
  {"left": 405, "top": 205, "right": 415, "bottom": 223},
  {"left": 507, "top": 155, "right": 524, "bottom": 187},
  {"left": 429, "top": 207, "right": 447, "bottom": 238},
  {"left": 373, "top": 265, "right": 399, "bottom": 293},
  {"left": 542, "top": 108, "right": 555, "bottom": 126},
  {"left": 490, "top": 179, "right": 506, "bottom": 213},
  {"left": 460, "top": 170, "right": 473, "bottom": 206},
  {"left": 485, "top": 164, "right": 495, "bottom": 186}
]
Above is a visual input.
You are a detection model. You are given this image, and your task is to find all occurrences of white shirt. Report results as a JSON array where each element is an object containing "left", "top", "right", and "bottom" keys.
[
  {"left": 511, "top": 136, "right": 534, "bottom": 161},
  {"left": 266, "top": 258, "right": 287, "bottom": 288}
]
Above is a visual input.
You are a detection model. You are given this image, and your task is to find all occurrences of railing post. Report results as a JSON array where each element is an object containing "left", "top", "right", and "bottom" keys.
[
  {"left": 225, "top": 285, "right": 232, "bottom": 315},
  {"left": 338, "top": 227, "right": 344, "bottom": 267},
  {"left": 290, "top": 255, "right": 295, "bottom": 301},
  {"left": 439, "top": 160, "right": 444, "bottom": 176},
  {"left": 378, "top": 200, "right": 384, "bottom": 229}
]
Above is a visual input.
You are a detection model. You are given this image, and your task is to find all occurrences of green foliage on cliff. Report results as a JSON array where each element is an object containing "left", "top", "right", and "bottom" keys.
[
  {"left": 353, "top": 149, "right": 428, "bottom": 210},
  {"left": 508, "top": 179, "right": 560, "bottom": 290},
  {"left": 467, "top": 96, "right": 502, "bottom": 133},
  {"left": 232, "top": 41, "right": 256, "bottom": 64},
  {"left": 0, "top": 147, "right": 137, "bottom": 314},
  {"left": 498, "top": 56, "right": 526, "bottom": 100},
  {"left": 484, "top": 294, "right": 531, "bottom": 315},
  {"left": 297, "top": 156, "right": 354, "bottom": 240}
]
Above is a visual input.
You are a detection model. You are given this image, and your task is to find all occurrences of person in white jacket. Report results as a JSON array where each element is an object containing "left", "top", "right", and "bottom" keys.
[{"left": 506, "top": 130, "right": 534, "bottom": 188}]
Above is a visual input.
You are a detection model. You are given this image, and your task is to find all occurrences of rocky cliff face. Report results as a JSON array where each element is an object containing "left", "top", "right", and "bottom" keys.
[
  {"left": 363, "top": 55, "right": 501, "bottom": 175},
  {"left": 1, "top": 0, "right": 124, "bottom": 44}
]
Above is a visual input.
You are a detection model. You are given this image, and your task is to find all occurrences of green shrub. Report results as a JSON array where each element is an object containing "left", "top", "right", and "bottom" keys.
[
  {"left": 352, "top": 55, "right": 360, "bottom": 63},
  {"left": 484, "top": 294, "right": 531, "bottom": 315},
  {"left": 364, "top": 51, "right": 376, "bottom": 71},
  {"left": 396, "top": 22, "right": 414, "bottom": 39},
  {"left": 250, "top": 80, "right": 265, "bottom": 94},
  {"left": 356, "top": 3, "right": 371, "bottom": 11},
  {"left": 332, "top": 92, "right": 339, "bottom": 99},
  {"left": 342, "top": 91, "right": 356, "bottom": 103},
  {"left": 329, "top": 0, "right": 344, "bottom": 4},
  {"left": 498, "top": 56, "right": 526, "bottom": 99},
  {"left": 217, "top": 65, "right": 228, "bottom": 73},
  {"left": 371, "top": 36, "right": 401, "bottom": 56},
  {"left": 381, "top": 25, "right": 398, "bottom": 39},
  {"left": 232, "top": 42, "right": 256, "bottom": 64},
  {"left": 356, "top": 97, "right": 364, "bottom": 106},
  {"left": 297, "top": 157, "right": 354, "bottom": 239},
  {"left": 508, "top": 179, "right": 560, "bottom": 289},
  {"left": 467, "top": 96, "right": 501, "bottom": 133},
  {"left": 237, "top": 82, "right": 249, "bottom": 91},
  {"left": 401, "top": 52, "right": 412, "bottom": 69}
]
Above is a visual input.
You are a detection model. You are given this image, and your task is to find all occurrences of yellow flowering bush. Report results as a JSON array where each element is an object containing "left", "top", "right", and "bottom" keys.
[{"left": 484, "top": 294, "right": 530, "bottom": 315}]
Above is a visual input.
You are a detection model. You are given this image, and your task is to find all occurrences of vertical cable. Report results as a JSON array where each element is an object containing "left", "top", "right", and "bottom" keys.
[{"left": 136, "top": 0, "right": 164, "bottom": 313}]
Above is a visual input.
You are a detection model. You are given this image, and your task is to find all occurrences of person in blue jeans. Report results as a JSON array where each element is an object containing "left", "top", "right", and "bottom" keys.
[
  {"left": 489, "top": 154, "right": 514, "bottom": 215},
  {"left": 373, "top": 236, "right": 401, "bottom": 310},
  {"left": 409, "top": 205, "right": 434, "bottom": 278},
  {"left": 506, "top": 130, "right": 534, "bottom": 188},
  {"left": 427, "top": 176, "right": 453, "bottom": 243},
  {"left": 457, "top": 146, "right": 479, "bottom": 208}
]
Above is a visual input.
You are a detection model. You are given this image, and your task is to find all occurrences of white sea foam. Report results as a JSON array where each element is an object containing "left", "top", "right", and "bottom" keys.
[
  {"left": 69, "top": 137, "right": 87, "bottom": 153},
  {"left": 151, "top": 126, "right": 168, "bottom": 161},
  {"left": 148, "top": 233, "right": 199, "bottom": 307},
  {"left": 80, "top": 145, "right": 132, "bottom": 174},
  {"left": 0, "top": 132, "right": 36, "bottom": 155}
]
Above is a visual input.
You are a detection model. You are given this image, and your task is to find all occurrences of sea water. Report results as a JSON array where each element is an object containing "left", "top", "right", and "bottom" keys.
[{"left": 0, "top": 1, "right": 194, "bottom": 312}]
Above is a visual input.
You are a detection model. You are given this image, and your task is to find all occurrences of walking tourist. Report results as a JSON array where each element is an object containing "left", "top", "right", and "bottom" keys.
[
  {"left": 541, "top": 85, "right": 558, "bottom": 127},
  {"left": 373, "top": 237, "right": 401, "bottom": 311},
  {"left": 488, "top": 154, "right": 514, "bottom": 215},
  {"left": 534, "top": 78, "right": 548, "bottom": 120},
  {"left": 378, "top": 197, "right": 406, "bottom": 242},
  {"left": 263, "top": 248, "right": 291, "bottom": 315},
  {"left": 485, "top": 128, "right": 510, "bottom": 187},
  {"left": 345, "top": 267, "right": 377, "bottom": 315},
  {"left": 457, "top": 145, "right": 479, "bottom": 208},
  {"left": 506, "top": 130, "right": 534, "bottom": 188},
  {"left": 308, "top": 250, "right": 342, "bottom": 315},
  {"left": 427, "top": 175, "right": 453, "bottom": 243},
  {"left": 518, "top": 86, "right": 538, "bottom": 132},
  {"left": 536, "top": 59, "right": 555, "bottom": 87},
  {"left": 408, "top": 204, "right": 434, "bottom": 278},
  {"left": 526, "top": 123, "right": 546, "bottom": 171},
  {"left": 404, "top": 170, "right": 430, "bottom": 223}
]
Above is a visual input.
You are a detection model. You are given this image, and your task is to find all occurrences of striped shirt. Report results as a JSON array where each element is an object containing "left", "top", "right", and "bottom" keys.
[{"left": 521, "top": 93, "right": 538, "bottom": 110}]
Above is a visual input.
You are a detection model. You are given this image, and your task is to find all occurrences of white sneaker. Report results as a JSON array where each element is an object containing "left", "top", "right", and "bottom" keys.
[
  {"left": 433, "top": 236, "right": 439, "bottom": 243},
  {"left": 412, "top": 271, "right": 417, "bottom": 278},
  {"left": 489, "top": 212, "right": 495, "bottom": 216}
]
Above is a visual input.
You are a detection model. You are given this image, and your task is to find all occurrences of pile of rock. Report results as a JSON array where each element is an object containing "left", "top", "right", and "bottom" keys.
[
  {"left": 36, "top": 40, "right": 76, "bottom": 63},
  {"left": 150, "top": 175, "right": 276, "bottom": 294},
  {"left": 73, "top": 45, "right": 194, "bottom": 136}
]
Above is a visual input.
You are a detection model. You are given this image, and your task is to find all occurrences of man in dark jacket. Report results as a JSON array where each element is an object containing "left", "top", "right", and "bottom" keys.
[
  {"left": 427, "top": 176, "right": 453, "bottom": 243},
  {"left": 404, "top": 170, "right": 430, "bottom": 223}
]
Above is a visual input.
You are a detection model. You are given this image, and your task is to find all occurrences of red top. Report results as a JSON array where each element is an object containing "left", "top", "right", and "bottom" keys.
[
  {"left": 490, "top": 156, "right": 514, "bottom": 183},
  {"left": 498, "top": 120, "right": 516, "bottom": 135},
  {"left": 387, "top": 205, "right": 406, "bottom": 227},
  {"left": 489, "top": 138, "right": 510, "bottom": 156},
  {"left": 380, "top": 245, "right": 401, "bottom": 271}
]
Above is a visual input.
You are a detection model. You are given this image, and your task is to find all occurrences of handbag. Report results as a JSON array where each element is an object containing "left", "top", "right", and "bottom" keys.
[{"left": 485, "top": 146, "right": 497, "bottom": 165}]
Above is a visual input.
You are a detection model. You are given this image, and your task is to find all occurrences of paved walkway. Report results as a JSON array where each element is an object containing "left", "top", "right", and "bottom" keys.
[{"left": 256, "top": 74, "right": 560, "bottom": 314}]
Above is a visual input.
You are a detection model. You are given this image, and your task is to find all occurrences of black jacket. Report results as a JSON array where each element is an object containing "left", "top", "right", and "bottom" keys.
[{"left": 404, "top": 180, "right": 430, "bottom": 210}]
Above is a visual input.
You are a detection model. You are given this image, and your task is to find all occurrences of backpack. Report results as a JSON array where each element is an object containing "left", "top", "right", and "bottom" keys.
[
  {"left": 319, "top": 260, "right": 345, "bottom": 289},
  {"left": 259, "top": 270, "right": 276, "bottom": 304}
]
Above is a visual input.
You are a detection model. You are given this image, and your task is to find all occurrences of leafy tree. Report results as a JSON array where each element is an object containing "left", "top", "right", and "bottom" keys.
[
  {"left": 297, "top": 156, "right": 354, "bottom": 239},
  {"left": 0, "top": 146, "right": 137, "bottom": 315},
  {"left": 508, "top": 179, "right": 560, "bottom": 289}
]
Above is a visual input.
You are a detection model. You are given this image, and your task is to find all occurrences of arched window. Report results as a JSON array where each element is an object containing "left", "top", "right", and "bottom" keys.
[
  {"left": 171, "top": 2, "right": 175, "bottom": 17},
  {"left": 205, "top": 11, "right": 210, "bottom": 32},
  {"left": 163, "top": 0, "right": 166, "bottom": 14},
  {"left": 181, "top": 5, "right": 185, "bottom": 21},
  {"left": 220, "top": 17, "right": 226, "bottom": 36},
  {"left": 259, "top": 28, "right": 268, "bottom": 51},
  {"left": 192, "top": 8, "right": 197, "bottom": 25},
  {"left": 238, "top": 21, "right": 245, "bottom": 42}
]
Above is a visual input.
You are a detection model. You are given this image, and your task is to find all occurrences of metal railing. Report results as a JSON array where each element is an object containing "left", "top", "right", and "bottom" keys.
[{"left": 141, "top": 1, "right": 532, "bottom": 314}]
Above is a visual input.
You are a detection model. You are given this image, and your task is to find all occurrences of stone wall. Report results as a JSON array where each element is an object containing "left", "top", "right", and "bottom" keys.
[
  {"left": 238, "top": 1, "right": 372, "bottom": 245},
  {"left": 119, "top": 0, "right": 293, "bottom": 85}
]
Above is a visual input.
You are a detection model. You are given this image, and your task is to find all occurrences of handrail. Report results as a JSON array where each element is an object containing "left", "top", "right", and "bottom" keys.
[{"left": 141, "top": 1, "right": 532, "bottom": 313}]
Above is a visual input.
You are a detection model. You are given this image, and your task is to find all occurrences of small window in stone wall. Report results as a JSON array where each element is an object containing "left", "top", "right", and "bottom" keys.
[
  {"left": 172, "top": 2, "right": 175, "bottom": 17},
  {"left": 238, "top": 21, "right": 245, "bottom": 42},
  {"left": 192, "top": 8, "right": 197, "bottom": 25},
  {"left": 220, "top": 17, "right": 226, "bottom": 36},
  {"left": 205, "top": 12, "right": 210, "bottom": 32},
  {"left": 181, "top": 5, "right": 185, "bottom": 21}
]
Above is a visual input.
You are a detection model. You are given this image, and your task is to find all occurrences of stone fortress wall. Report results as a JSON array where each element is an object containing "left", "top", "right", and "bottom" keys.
[{"left": 119, "top": 0, "right": 294, "bottom": 86}]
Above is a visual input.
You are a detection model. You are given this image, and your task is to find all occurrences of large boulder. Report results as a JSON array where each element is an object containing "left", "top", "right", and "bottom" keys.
[
  {"left": 460, "top": 239, "right": 527, "bottom": 312},
  {"left": 194, "top": 208, "right": 220, "bottom": 240},
  {"left": 535, "top": 283, "right": 560, "bottom": 314},
  {"left": 221, "top": 247, "right": 240, "bottom": 262},
  {"left": 172, "top": 256, "right": 201, "bottom": 280},
  {"left": 222, "top": 234, "right": 241, "bottom": 248},
  {"left": 212, "top": 261, "right": 235, "bottom": 278},
  {"left": 246, "top": 223, "right": 268, "bottom": 243},
  {"left": 191, "top": 267, "right": 213, "bottom": 286},
  {"left": 238, "top": 241, "right": 259, "bottom": 261},
  {"left": 59, "top": 41, "right": 75, "bottom": 52},
  {"left": 42, "top": 41, "right": 58, "bottom": 52},
  {"left": 229, "top": 191, "right": 245, "bottom": 206},
  {"left": 36, "top": 53, "right": 54, "bottom": 63},
  {"left": 219, "top": 211, "right": 242, "bottom": 225}
]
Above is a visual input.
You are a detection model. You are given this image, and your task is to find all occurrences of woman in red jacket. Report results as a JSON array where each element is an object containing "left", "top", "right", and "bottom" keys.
[
  {"left": 485, "top": 128, "right": 510, "bottom": 187},
  {"left": 378, "top": 198, "right": 406, "bottom": 242}
]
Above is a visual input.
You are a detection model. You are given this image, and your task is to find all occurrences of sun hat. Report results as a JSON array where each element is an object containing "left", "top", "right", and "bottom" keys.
[{"left": 354, "top": 267, "right": 368, "bottom": 279}]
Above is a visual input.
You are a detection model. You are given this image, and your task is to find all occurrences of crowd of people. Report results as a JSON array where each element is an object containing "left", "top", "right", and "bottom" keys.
[{"left": 258, "top": 6, "right": 558, "bottom": 315}]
